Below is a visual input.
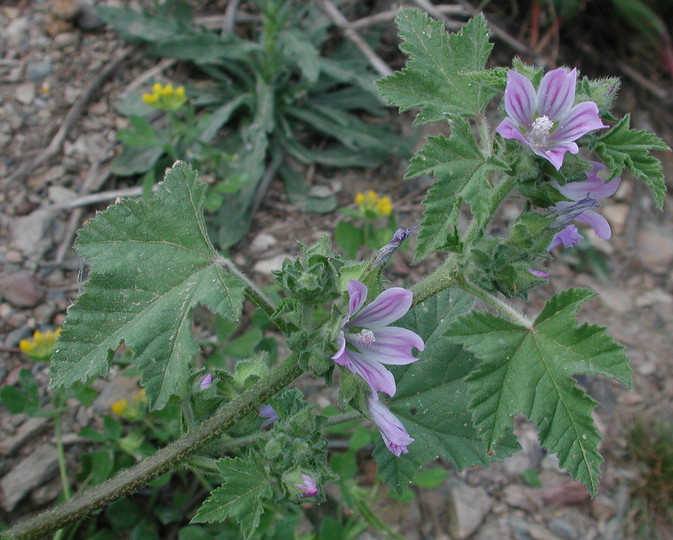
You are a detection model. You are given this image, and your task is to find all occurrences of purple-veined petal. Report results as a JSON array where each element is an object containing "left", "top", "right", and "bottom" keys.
[
  {"left": 537, "top": 68, "right": 577, "bottom": 120},
  {"left": 347, "top": 280, "right": 368, "bottom": 317},
  {"left": 554, "top": 171, "right": 621, "bottom": 201},
  {"left": 495, "top": 118, "right": 532, "bottom": 147},
  {"left": 528, "top": 268, "right": 550, "bottom": 279},
  {"left": 368, "top": 396, "right": 414, "bottom": 457},
  {"left": 348, "top": 288, "right": 412, "bottom": 329},
  {"left": 347, "top": 327, "right": 424, "bottom": 365},
  {"left": 552, "top": 102, "right": 606, "bottom": 142},
  {"left": 532, "top": 141, "right": 578, "bottom": 170},
  {"left": 547, "top": 224, "right": 583, "bottom": 250},
  {"left": 199, "top": 373, "right": 213, "bottom": 390},
  {"left": 575, "top": 209, "right": 612, "bottom": 239},
  {"left": 504, "top": 71, "right": 536, "bottom": 126},
  {"left": 345, "top": 350, "right": 396, "bottom": 398},
  {"left": 331, "top": 331, "right": 347, "bottom": 363}
]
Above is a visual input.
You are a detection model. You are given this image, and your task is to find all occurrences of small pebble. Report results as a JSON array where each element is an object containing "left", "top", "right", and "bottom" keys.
[{"left": 26, "top": 61, "right": 53, "bottom": 81}]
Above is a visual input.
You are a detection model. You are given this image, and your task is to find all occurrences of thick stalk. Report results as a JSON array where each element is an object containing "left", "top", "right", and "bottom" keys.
[
  {"left": 4, "top": 354, "right": 303, "bottom": 540},
  {"left": 459, "top": 278, "right": 533, "bottom": 328}
]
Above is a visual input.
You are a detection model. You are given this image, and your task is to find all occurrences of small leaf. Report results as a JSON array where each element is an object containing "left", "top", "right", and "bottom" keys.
[
  {"left": 408, "top": 117, "right": 508, "bottom": 261},
  {"left": 376, "top": 10, "right": 497, "bottom": 123},
  {"left": 50, "top": 162, "right": 245, "bottom": 410},
  {"left": 447, "top": 288, "right": 631, "bottom": 495},
  {"left": 373, "top": 290, "right": 520, "bottom": 494},
  {"left": 590, "top": 114, "right": 669, "bottom": 208},
  {"left": 191, "top": 455, "right": 273, "bottom": 538}
]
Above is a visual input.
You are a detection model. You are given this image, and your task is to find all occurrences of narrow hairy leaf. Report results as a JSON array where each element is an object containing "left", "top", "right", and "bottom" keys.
[
  {"left": 50, "top": 162, "right": 245, "bottom": 409},
  {"left": 447, "top": 289, "right": 631, "bottom": 495},
  {"left": 591, "top": 114, "right": 669, "bottom": 208},
  {"left": 373, "top": 290, "right": 520, "bottom": 494},
  {"left": 192, "top": 456, "right": 273, "bottom": 537},
  {"left": 408, "top": 118, "right": 508, "bottom": 261},
  {"left": 376, "top": 10, "right": 496, "bottom": 124}
]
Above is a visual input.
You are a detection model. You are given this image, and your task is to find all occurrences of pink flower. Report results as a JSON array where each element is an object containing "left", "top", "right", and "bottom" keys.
[
  {"left": 259, "top": 404, "right": 278, "bottom": 427},
  {"left": 368, "top": 395, "right": 414, "bottom": 457},
  {"left": 496, "top": 68, "right": 606, "bottom": 170},
  {"left": 294, "top": 474, "right": 318, "bottom": 496},
  {"left": 548, "top": 161, "right": 621, "bottom": 250},
  {"left": 199, "top": 373, "right": 213, "bottom": 390},
  {"left": 331, "top": 280, "right": 424, "bottom": 399}
]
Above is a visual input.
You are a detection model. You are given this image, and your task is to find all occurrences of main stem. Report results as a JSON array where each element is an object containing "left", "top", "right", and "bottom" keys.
[{"left": 4, "top": 354, "right": 303, "bottom": 540}]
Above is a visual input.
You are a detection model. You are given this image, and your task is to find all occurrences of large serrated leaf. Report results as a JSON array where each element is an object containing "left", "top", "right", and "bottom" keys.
[
  {"left": 373, "top": 290, "right": 520, "bottom": 495},
  {"left": 590, "top": 114, "right": 669, "bottom": 208},
  {"left": 376, "top": 10, "right": 496, "bottom": 124},
  {"left": 50, "top": 162, "right": 245, "bottom": 410},
  {"left": 409, "top": 117, "right": 508, "bottom": 261},
  {"left": 446, "top": 289, "right": 631, "bottom": 495},
  {"left": 191, "top": 455, "right": 273, "bottom": 538}
]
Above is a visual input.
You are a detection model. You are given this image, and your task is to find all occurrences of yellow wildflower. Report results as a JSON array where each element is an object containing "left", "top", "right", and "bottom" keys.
[
  {"left": 355, "top": 190, "right": 393, "bottom": 218},
  {"left": 141, "top": 82, "right": 188, "bottom": 112},
  {"left": 111, "top": 398, "right": 130, "bottom": 417},
  {"left": 19, "top": 328, "right": 62, "bottom": 361}
]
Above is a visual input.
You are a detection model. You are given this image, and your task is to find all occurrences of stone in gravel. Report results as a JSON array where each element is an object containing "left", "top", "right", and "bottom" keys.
[
  {"left": 541, "top": 479, "right": 589, "bottom": 506},
  {"left": 14, "top": 82, "right": 35, "bottom": 105},
  {"left": 637, "top": 224, "right": 673, "bottom": 273},
  {"left": 27, "top": 61, "right": 53, "bottom": 81},
  {"left": 547, "top": 518, "right": 577, "bottom": 539},
  {"left": 448, "top": 482, "right": 493, "bottom": 539},
  {"left": 76, "top": 3, "right": 106, "bottom": 30},
  {"left": 509, "top": 517, "right": 565, "bottom": 540},
  {"left": 5, "top": 250, "right": 23, "bottom": 263},
  {"left": 0, "top": 271, "right": 43, "bottom": 307},
  {"left": 253, "top": 254, "right": 288, "bottom": 275},
  {"left": 92, "top": 376, "right": 140, "bottom": 413},
  {"left": 53, "top": 32, "right": 78, "bottom": 49},
  {"left": 590, "top": 494, "right": 616, "bottom": 522},
  {"left": 0, "top": 417, "right": 50, "bottom": 456},
  {"left": 10, "top": 209, "right": 58, "bottom": 259},
  {"left": 5, "top": 17, "right": 30, "bottom": 48},
  {"left": 250, "top": 232, "right": 277, "bottom": 254},
  {"left": 502, "top": 484, "right": 540, "bottom": 513},
  {"left": 48, "top": 185, "right": 77, "bottom": 205},
  {"left": 0, "top": 443, "right": 59, "bottom": 511},
  {"left": 601, "top": 203, "right": 629, "bottom": 235}
]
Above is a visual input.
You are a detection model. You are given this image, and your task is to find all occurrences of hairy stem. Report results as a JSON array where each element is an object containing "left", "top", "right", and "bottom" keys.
[
  {"left": 4, "top": 354, "right": 303, "bottom": 540},
  {"left": 459, "top": 279, "right": 533, "bottom": 328},
  {"left": 215, "top": 256, "right": 290, "bottom": 335}
]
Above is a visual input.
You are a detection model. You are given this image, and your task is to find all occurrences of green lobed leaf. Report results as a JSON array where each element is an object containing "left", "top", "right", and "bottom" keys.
[
  {"left": 590, "top": 114, "right": 669, "bottom": 208},
  {"left": 191, "top": 455, "right": 273, "bottom": 538},
  {"left": 376, "top": 10, "right": 496, "bottom": 124},
  {"left": 446, "top": 288, "right": 631, "bottom": 495},
  {"left": 373, "top": 290, "right": 520, "bottom": 495},
  {"left": 407, "top": 117, "right": 509, "bottom": 261},
  {"left": 49, "top": 162, "right": 245, "bottom": 410}
]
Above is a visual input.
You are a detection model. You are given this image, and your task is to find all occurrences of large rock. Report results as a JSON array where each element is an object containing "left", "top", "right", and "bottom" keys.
[{"left": 0, "top": 443, "right": 59, "bottom": 511}]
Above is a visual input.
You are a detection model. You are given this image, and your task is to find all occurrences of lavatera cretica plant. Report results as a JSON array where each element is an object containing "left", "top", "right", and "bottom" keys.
[{"left": 4, "top": 9, "right": 669, "bottom": 540}]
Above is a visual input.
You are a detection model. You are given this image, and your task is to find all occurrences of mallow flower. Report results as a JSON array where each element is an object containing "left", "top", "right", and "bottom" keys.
[
  {"left": 294, "top": 474, "right": 318, "bottom": 496},
  {"left": 496, "top": 68, "right": 606, "bottom": 170},
  {"left": 368, "top": 395, "right": 414, "bottom": 457},
  {"left": 548, "top": 161, "right": 621, "bottom": 250},
  {"left": 259, "top": 404, "right": 279, "bottom": 427},
  {"left": 331, "top": 280, "right": 424, "bottom": 399}
]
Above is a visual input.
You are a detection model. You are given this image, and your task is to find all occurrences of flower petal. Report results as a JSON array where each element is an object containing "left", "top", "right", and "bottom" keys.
[
  {"left": 552, "top": 102, "right": 606, "bottom": 142},
  {"left": 533, "top": 142, "right": 578, "bottom": 170},
  {"left": 504, "top": 71, "right": 536, "bottom": 126},
  {"left": 368, "top": 396, "right": 414, "bottom": 457},
  {"left": 496, "top": 118, "right": 532, "bottom": 147},
  {"left": 537, "top": 68, "right": 576, "bottom": 120},
  {"left": 348, "top": 288, "right": 412, "bottom": 329},
  {"left": 331, "top": 331, "right": 347, "bottom": 363},
  {"left": 347, "top": 280, "right": 368, "bottom": 318},
  {"left": 547, "top": 224, "right": 583, "bottom": 250},
  {"left": 347, "top": 327, "right": 424, "bottom": 365},
  {"left": 575, "top": 210, "right": 612, "bottom": 239},
  {"left": 555, "top": 165, "right": 621, "bottom": 201},
  {"left": 345, "top": 350, "right": 397, "bottom": 397}
]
